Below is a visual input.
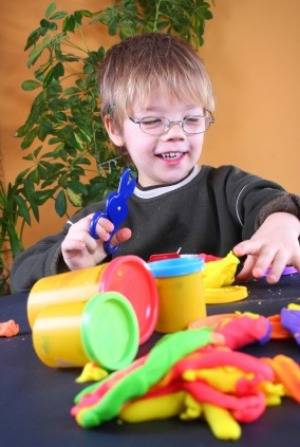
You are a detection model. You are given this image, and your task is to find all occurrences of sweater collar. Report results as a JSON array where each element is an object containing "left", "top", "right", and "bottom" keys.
[{"left": 133, "top": 165, "right": 201, "bottom": 199}]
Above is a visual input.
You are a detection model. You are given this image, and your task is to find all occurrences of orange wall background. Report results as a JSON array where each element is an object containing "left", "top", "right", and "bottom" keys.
[{"left": 0, "top": 0, "right": 299, "bottom": 248}]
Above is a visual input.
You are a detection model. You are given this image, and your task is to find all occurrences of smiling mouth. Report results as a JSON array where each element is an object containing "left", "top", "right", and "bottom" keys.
[{"left": 157, "top": 152, "right": 186, "bottom": 160}]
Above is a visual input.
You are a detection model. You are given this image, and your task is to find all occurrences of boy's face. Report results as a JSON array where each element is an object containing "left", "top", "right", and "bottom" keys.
[{"left": 105, "top": 89, "right": 205, "bottom": 187}]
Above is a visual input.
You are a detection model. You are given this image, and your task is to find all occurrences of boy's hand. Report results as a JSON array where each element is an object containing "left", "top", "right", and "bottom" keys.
[
  {"left": 233, "top": 212, "right": 300, "bottom": 284},
  {"left": 61, "top": 214, "right": 132, "bottom": 271}
]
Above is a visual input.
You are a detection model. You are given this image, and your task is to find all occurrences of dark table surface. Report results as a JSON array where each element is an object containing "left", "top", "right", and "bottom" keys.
[{"left": 1, "top": 274, "right": 300, "bottom": 447}]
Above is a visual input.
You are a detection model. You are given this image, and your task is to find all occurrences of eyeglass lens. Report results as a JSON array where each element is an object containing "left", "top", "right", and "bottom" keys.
[{"left": 139, "top": 116, "right": 210, "bottom": 134}]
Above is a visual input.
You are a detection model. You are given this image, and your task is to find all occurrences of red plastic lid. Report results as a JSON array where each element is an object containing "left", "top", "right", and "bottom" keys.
[
  {"left": 148, "top": 252, "right": 221, "bottom": 263},
  {"left": 99, "top": 255, "right": 158, "bottom": 344}
]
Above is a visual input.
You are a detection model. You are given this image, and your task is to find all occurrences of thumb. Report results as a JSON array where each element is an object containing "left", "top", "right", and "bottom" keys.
[{"left": 111, "top": 227, "right": 132, "bottom": 248}]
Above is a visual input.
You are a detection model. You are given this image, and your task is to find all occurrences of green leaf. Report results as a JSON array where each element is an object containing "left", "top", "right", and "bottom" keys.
[
  {"left": 27, "top": 35, "right": 52, "bottom": 67},
  {"left": 53, "top": 61, "right": 64, "bottom": 78},
  {"left": 74, "top": 10, "right": 87, "bottom": 26},
  {"left": 33, "top": 146, "right": 43, "bottom": 158},
  {"left": 49, "top": 11, "right": 68, "bottom": 20},
  {"left": 21, "top": 80, "right": 41, "bottom": 91},
  {"left": 55, "top": 190, "right": 67, "bottom": 216},
  {"left": 62, "top": 15, "right": 76, "bottom": 32},
  {"left": 76, "top": 10, "right": 93, "bottom": 19},
  {"left": 66, "top": 187, "right": 83, "bottom": 207},
  {"left": 34, "top": 61, "right": 52, "bottom": 80},
  {"left": 14, "top": 196, "right": 31, "bottom": 225},
  {"left": 24, "top": 29, "right": 42, "bottom": 51},
  {"left": 40, "top": 19, "right": 57, "bottom": 31},
  {"left": 36, "top": 188, "right": 56, "bottom": 205},
  {"left": 108, "top": 18, "right": 118, "bottom": 36},
  {"left": 64, "top": 87, "right": 80, "bottom": 95},
  {"left": 21, "top": 126, "right": 39, "bottom": 149},
  {"left": 7, "top": 226, "right": 23, "bottom": 258},
  {"left": 204, "top": 10, "right": 213, "bottom": 20},
  {"left": 24, "top": 177, "right": 39, "bottom": 221},
  {"left": 45, "top": 2, "right": 57, "bottom": 19},
  {"left": 67, "top": 180, "right": 88, "bottom": 195},
  {"left": 15, "top": 167, "right": 31, "bottom": 184},
  {"left": 22, "top": 153, "right": 35, "bottom": 161}
]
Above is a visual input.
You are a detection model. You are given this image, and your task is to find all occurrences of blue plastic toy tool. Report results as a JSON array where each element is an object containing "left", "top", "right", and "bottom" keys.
[{"left": 89, "top": 168, "right": 136, "bottom": 254}]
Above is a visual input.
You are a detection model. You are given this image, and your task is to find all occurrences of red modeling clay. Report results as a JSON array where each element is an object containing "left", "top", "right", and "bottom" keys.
[{"left": 189, "top": 313, "right": 271, "bottom": 349}]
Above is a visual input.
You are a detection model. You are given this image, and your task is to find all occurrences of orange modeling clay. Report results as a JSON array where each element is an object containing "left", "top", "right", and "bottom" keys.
[
  {"left": 262, "top": 355, "right": 300, "bottom": 403},
  {"left": 267, "top": 314, "right": 292, "bottom": 339},
  {"left": 0, "top": 319, "right": 19, "bottom": 337}
]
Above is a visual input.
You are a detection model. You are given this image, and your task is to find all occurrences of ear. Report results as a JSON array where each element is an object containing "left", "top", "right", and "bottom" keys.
[{"left": 103, "top": 115, "right": 125, "bottom": 147}]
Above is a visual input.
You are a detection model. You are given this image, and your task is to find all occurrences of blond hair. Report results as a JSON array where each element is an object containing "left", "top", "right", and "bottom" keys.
[{"left": 99, "top": 33, "right": 215, "bottom": 131}]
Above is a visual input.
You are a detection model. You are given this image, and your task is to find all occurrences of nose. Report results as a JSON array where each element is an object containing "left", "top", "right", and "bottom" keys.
[{"left": 163, "top": 121, "right": 185, "bottom": 139}]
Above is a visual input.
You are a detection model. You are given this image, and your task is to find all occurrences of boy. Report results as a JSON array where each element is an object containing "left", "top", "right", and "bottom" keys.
[{"left": 11, "top": 33, "right": 300, "bottom": 293}]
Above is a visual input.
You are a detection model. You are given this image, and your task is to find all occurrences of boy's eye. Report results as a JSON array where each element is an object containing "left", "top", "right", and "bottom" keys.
[
  {"left": 184, "top": 115, "right": 206, "bottom": 132},
  {"left": 141, "top": 117, "right": 164, "bottom": 128},
  {"left": 184, "top": 116, "right": 202, "bottom": 125}
]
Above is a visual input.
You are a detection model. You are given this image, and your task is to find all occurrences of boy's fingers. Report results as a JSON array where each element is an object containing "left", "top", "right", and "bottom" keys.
[
  {"left": 110, "top": 228, "right": 132, "bottom": 247},
  {"left": 236, "top": 255, "right": 255, "bottom": 281}
]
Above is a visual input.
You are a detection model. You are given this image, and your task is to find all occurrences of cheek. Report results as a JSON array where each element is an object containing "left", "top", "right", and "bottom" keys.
[
  {"left": 194, "top": 135, "right": 205, "bottom": 151},
  {"left": 123, "top": 129, "right": 154, "bottom": 154}
]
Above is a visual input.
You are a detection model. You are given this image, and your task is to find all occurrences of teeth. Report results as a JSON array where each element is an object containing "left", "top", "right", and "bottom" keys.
[{"left": 161, "top": 152, "right": 183, "bottom": 160}]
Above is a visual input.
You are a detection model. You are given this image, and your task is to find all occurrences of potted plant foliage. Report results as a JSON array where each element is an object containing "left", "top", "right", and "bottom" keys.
[{"left": 1, "top": 0, "right": 214, "bottom": 293}]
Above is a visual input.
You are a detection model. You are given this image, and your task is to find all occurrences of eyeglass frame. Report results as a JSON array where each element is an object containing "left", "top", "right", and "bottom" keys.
[{"left": 129, "top": 112, "right": 215, "bottom": 136}]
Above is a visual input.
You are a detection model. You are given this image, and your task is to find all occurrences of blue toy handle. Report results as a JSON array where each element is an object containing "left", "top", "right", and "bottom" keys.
[
  {"left": 89, "top": 211, "right": 119, "bottom": 254},
  {"left": 89, "top": 211, "right": 106, "bottom": 240},
  {"left": 89, "top": 168, "right": 136, "bottom": 254}
]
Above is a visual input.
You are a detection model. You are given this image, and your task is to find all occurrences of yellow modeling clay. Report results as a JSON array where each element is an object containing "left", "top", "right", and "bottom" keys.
[
  {"left": 76, "top": 362, "right": 108, "bottom": 383},
  {"left": 120, "top": 391, "right": 186, "bottom": 422},
  {"left": 201, "top": 402, "right": 242, "bottom": 440},
  {"left": 204, "top": 285, "right": 248, "bottom": 304},
  {"left": 202, "top": 251, "right": 240, "bottom": 288},
  {"left": 200, "top": 251, "right": 248, "bottom": 303}
]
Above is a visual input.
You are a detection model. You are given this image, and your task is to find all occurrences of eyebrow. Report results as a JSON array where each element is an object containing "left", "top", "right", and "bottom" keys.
[{"left": 137, "top": 105, "right": 203, "bottom": 114}]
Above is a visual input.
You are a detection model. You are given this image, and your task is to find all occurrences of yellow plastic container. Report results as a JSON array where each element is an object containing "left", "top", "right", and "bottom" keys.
[
  {"left": 27, "top": 255, "right": 158, "bottom": 344},
  {"left": 28, "top": 264, "right": 108, "bottom": 328},
  {"left": 149, "top": 258, "right": 206, "bottom": 333},
  {"left": 32, "top": 291, "right": 139, "bottom": 370}
]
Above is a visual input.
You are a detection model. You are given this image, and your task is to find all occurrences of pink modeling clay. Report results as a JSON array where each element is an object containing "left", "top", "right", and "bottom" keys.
[{"left": 189, "top": 313, "right": 271, "bottom": 349}]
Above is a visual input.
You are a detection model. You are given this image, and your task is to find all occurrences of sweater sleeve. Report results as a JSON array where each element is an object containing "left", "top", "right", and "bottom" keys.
[
  {"left": 254, "top": 193, "right": 300, "bottom": 230},
  {"left": 10, "top": 201, "right": 107, "bottom": 294},
  {"left": 10, "top": 231, "right": 67, "bottom": 294}
]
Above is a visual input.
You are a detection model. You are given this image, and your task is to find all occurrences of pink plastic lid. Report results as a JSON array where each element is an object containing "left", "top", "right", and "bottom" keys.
[{"left": 99, "top": 255, "right": 158, "bottom": 344}]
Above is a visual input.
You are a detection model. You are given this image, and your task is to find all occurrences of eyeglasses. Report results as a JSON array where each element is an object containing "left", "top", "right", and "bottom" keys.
[{"left": 129, "top": 113, "right": 214, "bottom": 135}]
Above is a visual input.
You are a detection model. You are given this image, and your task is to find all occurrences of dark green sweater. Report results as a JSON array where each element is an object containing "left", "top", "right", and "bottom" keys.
[{"left": 11, "top": 165, "right": 300, "bottom": 292}]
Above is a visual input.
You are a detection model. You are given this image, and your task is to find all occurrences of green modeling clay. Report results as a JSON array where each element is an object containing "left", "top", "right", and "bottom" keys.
[{"left": 71, "top": 327, "right": 216, "bottom": 428}]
